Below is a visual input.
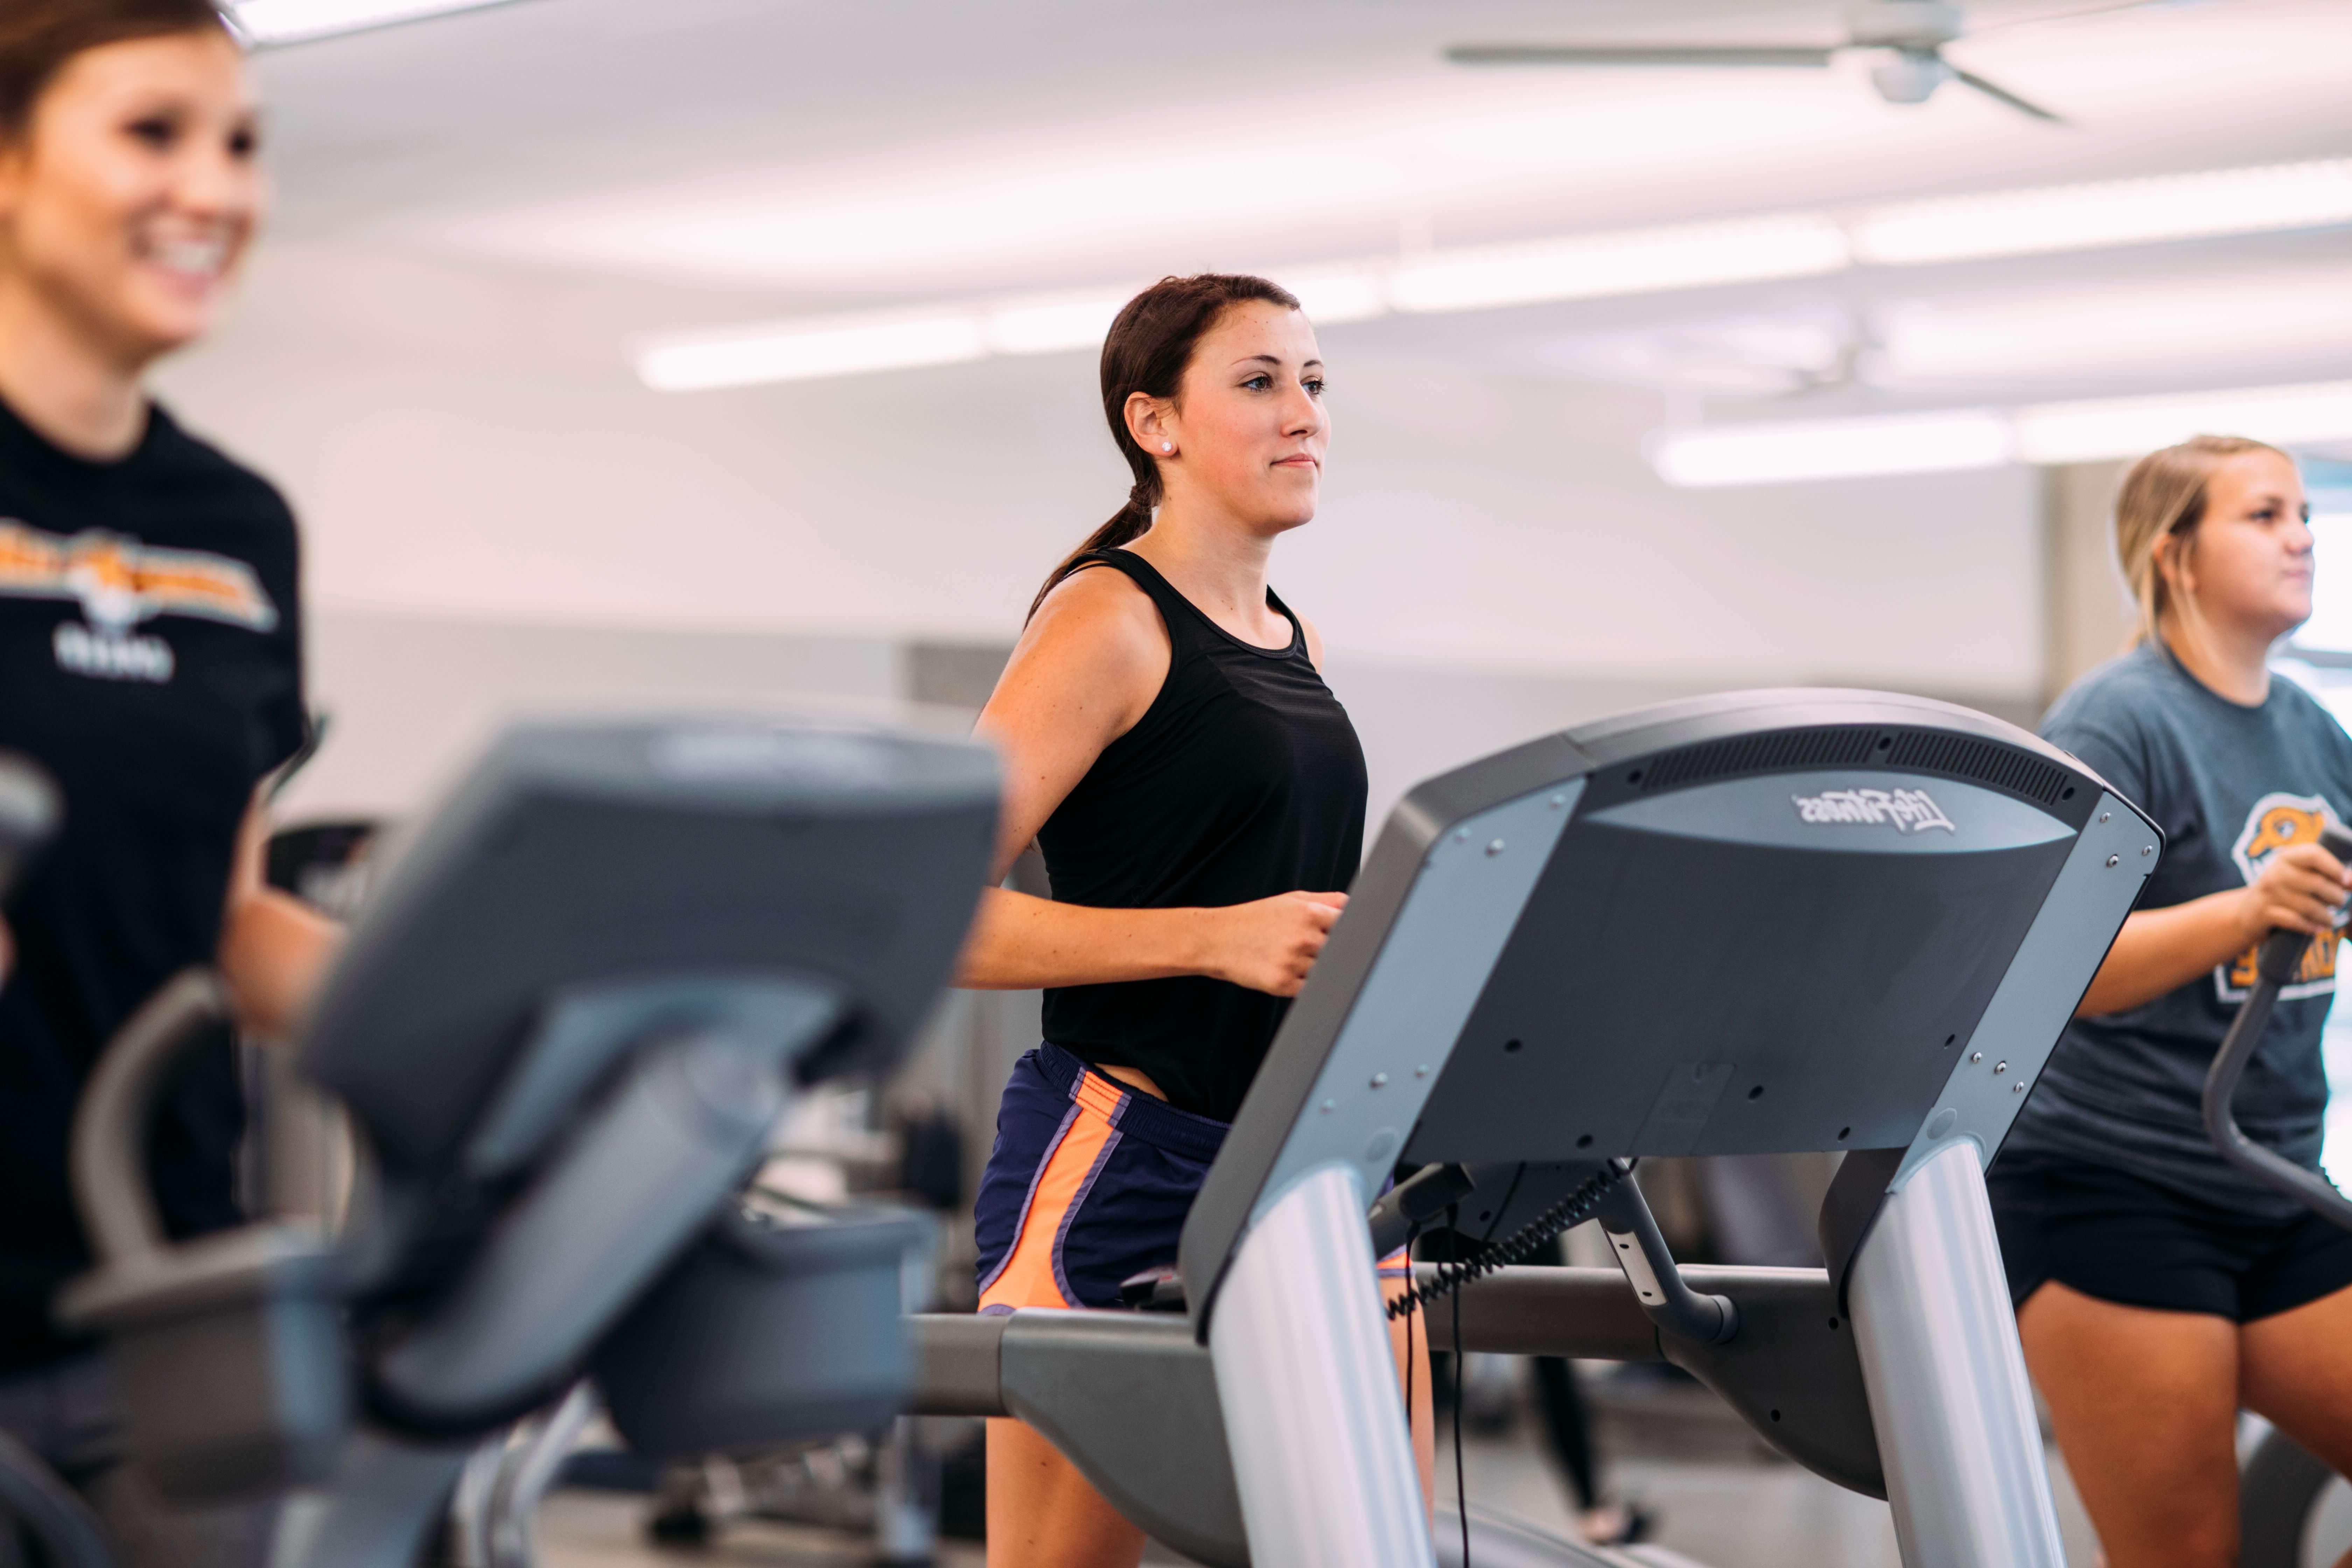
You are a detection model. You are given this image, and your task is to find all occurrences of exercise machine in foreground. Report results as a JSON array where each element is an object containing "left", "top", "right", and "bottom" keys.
[
  {"left": 0, "top": 751, "right": 54, "bottom": 894},
  {"left": 52, "top": 720, "right": 997, "bottom": 1568},
  {"left": 2217, "top": 820, "right": 2352, "bottom": 1568},
  {"left": 914, "top": 688, "right": 2161, "bottom": 1568},
  {"left": 0, "top": 754, "right": 110, "bottom": 1568}
]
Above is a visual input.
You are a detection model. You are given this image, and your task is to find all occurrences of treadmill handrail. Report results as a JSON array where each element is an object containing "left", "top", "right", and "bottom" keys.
[
  {"left": 1592, "top": 1179, "right": 1738, "bottom": 1344},
  {"left": 2205, "top": 826, "right": 2352, "bottom": 1233},
  {"left": 69, "top": 968, "right": 230, "bottom": 1265}
]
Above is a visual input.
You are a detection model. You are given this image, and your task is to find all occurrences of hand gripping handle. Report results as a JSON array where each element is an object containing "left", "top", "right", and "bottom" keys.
[{"left": 2203, "top": 822, "right": 2352, "bottom": 1231}]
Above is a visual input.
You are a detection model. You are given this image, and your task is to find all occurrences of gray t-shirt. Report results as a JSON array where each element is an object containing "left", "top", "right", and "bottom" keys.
[{"left": 2005, "top": 641, "right": 2352, "bottom": 1217}]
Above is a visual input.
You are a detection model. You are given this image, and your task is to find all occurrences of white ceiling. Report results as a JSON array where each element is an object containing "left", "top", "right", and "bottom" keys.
[
  {"left": 240, "top": 0, "right": 2352, "bottom": 412},
  {"left": 254, "top": 2, "right": 2347, "bottom": 268},
  {"left": 172, "top": 0, "right": 2352, "bottom": 690}
]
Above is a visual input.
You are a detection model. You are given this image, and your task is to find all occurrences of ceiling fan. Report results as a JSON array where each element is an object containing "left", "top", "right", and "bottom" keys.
[{"left": 1445, "top": 1, "right": 2185, "bottom": 124}]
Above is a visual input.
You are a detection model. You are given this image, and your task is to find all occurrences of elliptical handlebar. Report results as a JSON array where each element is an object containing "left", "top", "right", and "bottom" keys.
[
  {"left": 0, "top": 750, "right": 58, "bottom": 900},
  {"left": 68, "top": 969, "right": 234, "bottom": 1266},
  {"left": 2203, "top": 820, "right": 2352, "bottom": 1232}
]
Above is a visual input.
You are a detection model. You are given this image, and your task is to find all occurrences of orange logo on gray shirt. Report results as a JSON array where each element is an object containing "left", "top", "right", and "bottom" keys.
[{"left": 2219, "top": 791, "right": 2343, "bottom": 1001}]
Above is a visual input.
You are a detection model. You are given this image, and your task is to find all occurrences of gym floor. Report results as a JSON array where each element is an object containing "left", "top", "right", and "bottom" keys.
[{"left": 531, "top": 1394, "right": 2109, "bottom": 1567}]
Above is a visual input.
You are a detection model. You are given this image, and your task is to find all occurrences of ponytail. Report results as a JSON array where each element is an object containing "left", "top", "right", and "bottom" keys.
[
  {"left": 1029, "top": 484, "right": 1154, "bottom": 623},
  {"left": 1027, "top": 272, "right": 1301, "bottom": 621}
]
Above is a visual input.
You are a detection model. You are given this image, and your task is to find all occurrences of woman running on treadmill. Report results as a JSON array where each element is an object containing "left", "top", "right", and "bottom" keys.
[
  {"left": 0, "top": 6, "right": 337, "bottom": 1564},
  {"left": 957, "top": 273, "right": 1430, "bottom": 1567},
  {"left": 1991, "top": 436, "right": 2352, "bottom": 1568}
]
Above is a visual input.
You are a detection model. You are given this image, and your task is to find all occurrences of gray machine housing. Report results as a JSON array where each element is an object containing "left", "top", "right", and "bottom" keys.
[
  {"left": 911, "top": 690, "right": 2161, "bottom": 1568},
  {"left": 1179, "top": 688, "right": 2157, "bottom": 1330},
  {"left": 60, "top": 721, "right": 999, "bottom": 1530},
  {"left": 596, "top": 1200, "right": 937, "bottom": 1457}
]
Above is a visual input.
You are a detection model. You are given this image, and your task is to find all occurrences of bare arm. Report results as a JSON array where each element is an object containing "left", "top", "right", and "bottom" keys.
[
  {"left": 956, "top": 569, "right": 1346, "bottom": 996},
  {"left": 2077, "top": 840, "right": 2349, "bottom": 1016},
  {"left": 958, "top": 886, "right": 1348, "bottom": 994},
  {"left": 216, "top": 788, "right": 342, "bottom": 1041}
]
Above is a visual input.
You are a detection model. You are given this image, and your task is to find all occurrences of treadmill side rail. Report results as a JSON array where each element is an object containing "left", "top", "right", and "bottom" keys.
[
  {"left": 995, "top": 1311, "right": 1248, "bottom": 1568},
  {"left": 1849, "top": 1139, "right": 2065, "bottom": 1568},
  {"left": 1210, "top": 1164, "right": 1433, "bottom": 1568},
  {"left": 1416, "top": 1262, "right": 1885, "bottom": 1497},
  {"left": 1179, "top": 777, "right": 1584, "bottom": 1336},
  {"left": 1896, "top": 792, "right": 2154, "bottom": 1188}
]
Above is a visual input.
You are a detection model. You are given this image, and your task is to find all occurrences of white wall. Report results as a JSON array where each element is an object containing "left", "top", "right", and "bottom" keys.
[
  {"left": 286, "top": 604, "right": 1703, "bottom": 829},
  {"left": 281, "top": 610, "right": 2037, "bottom": 843},
  {"left": 156, "top": 242, "right": 2046, "bottom": 714},
  {"left": 279, "top": 611, "right": 908, "bottom": 821}
]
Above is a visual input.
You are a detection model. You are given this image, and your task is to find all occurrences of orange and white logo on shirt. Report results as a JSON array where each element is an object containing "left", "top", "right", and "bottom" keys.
[
  {"left": 0, "top": 520, "right": 277, "bottom": 683},
  {"left": 2218, "top": 791, "right": 2343, "bottom": 1001}
]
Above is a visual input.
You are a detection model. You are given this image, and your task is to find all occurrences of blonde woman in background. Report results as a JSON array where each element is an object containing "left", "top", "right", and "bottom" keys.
[{"left": 1990, "top": 436, "right": 2352, "bottom": 1567}]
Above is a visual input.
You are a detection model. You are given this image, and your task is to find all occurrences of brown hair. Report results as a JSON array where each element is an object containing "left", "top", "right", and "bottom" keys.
[
  {"left": 0, "top": 0, "right": 230, "bottom": 143},
  {"left": 1027, "top": 272, "right": 1302, "bottom": 620},
  {"left": 2115, "top": 434, "right": 2292, "bottom": 645}
]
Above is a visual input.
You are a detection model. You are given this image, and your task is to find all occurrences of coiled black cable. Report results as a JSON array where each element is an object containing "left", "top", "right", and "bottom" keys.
[{"left": 1385, "top": 1159, "right": 1631, "bottom": 1322}]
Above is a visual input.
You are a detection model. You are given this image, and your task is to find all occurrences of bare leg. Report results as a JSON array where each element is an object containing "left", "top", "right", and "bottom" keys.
[
  {"left": 988, "top": 1267, "right": 1431, "bottom": 1563},
  {"left": 1385, "top": 1274, "right": 1437, "bottom": 1516},
  {"left": 983, "top": 1417, "right": 1145, "bottom": 1568},
  {"left": 2017, "top": 1281, "right": 2240, "bottom": 1568},
  {"left": 2240, "top": 1281, "right": 2352, "bottom": 1568}
]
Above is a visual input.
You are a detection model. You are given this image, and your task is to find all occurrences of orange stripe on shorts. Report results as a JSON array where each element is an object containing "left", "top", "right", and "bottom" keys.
[{"left": 978, "top": 1076, "right": 1124, "bottom": 1312}]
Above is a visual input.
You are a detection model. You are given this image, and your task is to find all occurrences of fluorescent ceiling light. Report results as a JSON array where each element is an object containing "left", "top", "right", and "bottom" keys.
[
  {"left": 636, "top": 218, "right": 1852, "bottom": 394},
  {"left": 639, "top": 272, "right": 1389, "bottom": 392},
  {"left": 982, "top": 294, "right": 1128, "bottom": 357},
  {"left": 639, "top": 152, "right": 2352, "bottom": 392},
  {"left": 1851, "top": 159, "right": 2352, "bottom": 267},
  {"left": 2013, "top": 380, "right": 2352, "bottom": 467},
  {"left": 227, "top": 0, "right": 514, "bottom": 45},
  {"left": 1875, "top": 271, "right": 2352, "bottom": 384},
  {"left": 1651, "top": 379, "right": 2352, "bottom": 487},
  {"left": 1387, "top": 217, "right": 1849, "bottom": 315},
  {"left": 639, "top": 314, "right": 987, "bottom": 392},
  {"left": 1651, "top": 410, "right": 2015, "bottom": 488}
]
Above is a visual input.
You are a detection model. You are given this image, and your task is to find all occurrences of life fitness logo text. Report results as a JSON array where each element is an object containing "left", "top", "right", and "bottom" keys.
[
  {"left": 2219, "top": 792, "right": 2344, "bottom": 1002},
  {"left": 1791, "top": 787, "right": 1956, "bottom": 834},
  {"left": 0, "top": 521, "right": 277, "bottom": 684}
]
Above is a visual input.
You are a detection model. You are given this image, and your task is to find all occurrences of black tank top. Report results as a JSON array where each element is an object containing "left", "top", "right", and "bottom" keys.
[{"left": 1037, "top": 550, "right": 1367, "bottom": 1123}]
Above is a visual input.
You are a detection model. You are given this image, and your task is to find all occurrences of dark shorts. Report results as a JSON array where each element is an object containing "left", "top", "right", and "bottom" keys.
[
  {"left": 974, "top": 1043, "right": 1408, "bottom": 1312},
  {"left": 1988, "top": 1152, "right": 2352, "bottom": 1323},
  {"left": 974, "top": 1043, "right": 1229, "bottom": 1312}
]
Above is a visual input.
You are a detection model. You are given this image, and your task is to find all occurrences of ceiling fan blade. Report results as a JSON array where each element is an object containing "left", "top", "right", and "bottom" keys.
[
  {"left": 1968, "top": 0, "right": 2210, "bottom": 36},
  {"left": 1444, "top": 44, "right": 1837, "bottom": 68},
  {"left": 1950, "top": 66, "right": 2068, "bottom": 122}
]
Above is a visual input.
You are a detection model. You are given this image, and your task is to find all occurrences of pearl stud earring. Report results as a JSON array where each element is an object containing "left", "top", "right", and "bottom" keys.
[{"left": 1161, "top": 441, "right": 1174, "bottom": 453}]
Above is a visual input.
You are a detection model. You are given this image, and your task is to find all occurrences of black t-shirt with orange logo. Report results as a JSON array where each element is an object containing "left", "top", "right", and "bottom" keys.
[
  {"left": 2009, "top": 641, "right": 2352, "bottom": 1218},
  {"left": 0, "top": 394, "right": 304, "bottom": 1374}
]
